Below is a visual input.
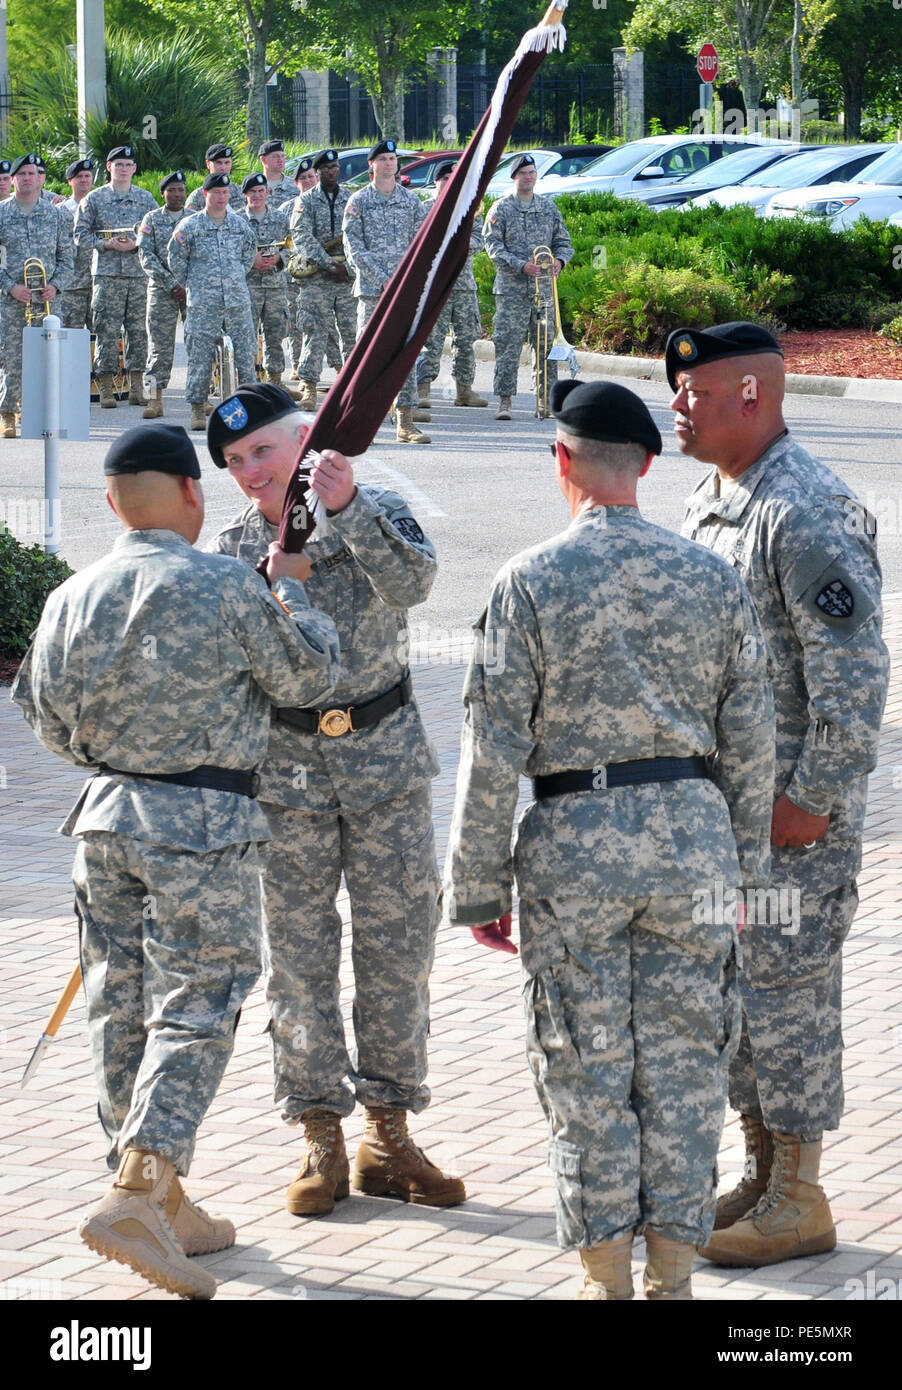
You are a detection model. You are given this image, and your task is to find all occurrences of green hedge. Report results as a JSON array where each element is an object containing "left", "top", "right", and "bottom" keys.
[{"left": 0, "top": 528, "right": 72, "bottom": 659}]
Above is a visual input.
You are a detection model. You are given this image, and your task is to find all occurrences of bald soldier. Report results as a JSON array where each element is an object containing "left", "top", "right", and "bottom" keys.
[
  {"left": 444, "top": 380, "right": 775, "bottom": 1300},
  {"left": 668, "top": 322, "right": 890, "bottom": 1267},
  {"left": 12, "top": 424, "right": 340, "bottom": 1299}
]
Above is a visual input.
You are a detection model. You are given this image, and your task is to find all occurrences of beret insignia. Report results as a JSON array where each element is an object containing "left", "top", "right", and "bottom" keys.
[
  {"left": 676, "top": 334, "right": 697, "bottom": 361},
  {"left": 218, "top": 397, "right": 249, "bottom": 431}
]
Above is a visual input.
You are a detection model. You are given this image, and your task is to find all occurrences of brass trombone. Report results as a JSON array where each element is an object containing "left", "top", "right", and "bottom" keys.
[
  {"left": 23, "top": 257, "right": 48, "bottom": 327},
  {"left": 532, "top": 244, "right": 578, "bottom": 419}
]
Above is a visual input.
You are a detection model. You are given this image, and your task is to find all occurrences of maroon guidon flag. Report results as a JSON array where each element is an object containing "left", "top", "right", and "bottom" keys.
[{"left": 278, "top": 1, "right": 570, "bottom": 552}]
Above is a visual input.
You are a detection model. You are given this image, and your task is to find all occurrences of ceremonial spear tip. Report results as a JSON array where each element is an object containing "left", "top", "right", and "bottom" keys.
[{"left": 20, "top": 960, "right": 82, "bottom": 1087}]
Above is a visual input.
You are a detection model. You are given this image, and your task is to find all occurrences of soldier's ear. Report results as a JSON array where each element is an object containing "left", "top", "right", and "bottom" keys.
[
  {"left": 105, "top": 489, "right": 121, "bottom": 520},
  {"left": 639, "top": 451, "right": 655, "bottom": 478}
]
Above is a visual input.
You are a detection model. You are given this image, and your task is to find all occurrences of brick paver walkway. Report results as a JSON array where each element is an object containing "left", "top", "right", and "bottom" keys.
[{"left": 1, "top": 604, "right": 900, "bottom": 1303}]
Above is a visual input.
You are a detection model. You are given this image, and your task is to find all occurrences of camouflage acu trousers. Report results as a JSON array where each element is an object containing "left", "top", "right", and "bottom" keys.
[
  {"left": 729, "top": 880, "right": 857, "bottom": 1139},
  {"left": 284, "top": 279, "right": 303, "bottom": 373},
  {"left": 520, "top": 893, "right": 740, "bottom": 1248},
  {"left": 0, "top": 299, "right": 27, "bottom": 412},
  {"left": 249, "top": 282, "right": 288, "bottom": 376},
  {"left": 417, "top": 287, "right": 480, "bottom": 388},
  {"left": 91, "top": 277, "right": 149, "bottom": 373},
  {"left": 73, "top": 832, "right": 263, "bottom": 1175},
  {"left": 145, "top": 288, "right": 187, "bottom": 391},
  {"left": 296, "top": 274, "right": 356, "bottom": 385},
  {"left": 61, "top": 288, "right": 92, "bottom": 331},
  {"left": 492, "top": 292, "right": 557, "bottom": 399},
  {"left": 262, "top": 785, "right": 440, "bottom": 1121},
  {"left": 357, "top": 295, "right": 418, "bottom": 407},
  {"left": 184, "top": 300, "right": 257, "bottom": 404}
]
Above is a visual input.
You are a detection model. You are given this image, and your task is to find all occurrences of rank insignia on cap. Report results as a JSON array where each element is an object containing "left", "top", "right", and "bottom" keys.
[
  {"left": 816, "top": 580, "right": 854, "bottom": 619},
  {"left": 218, "top": 397, "right": 250, "bottom": 431},
  {"left": 675, "top": 334, "right": 697, "bottom": 361}
]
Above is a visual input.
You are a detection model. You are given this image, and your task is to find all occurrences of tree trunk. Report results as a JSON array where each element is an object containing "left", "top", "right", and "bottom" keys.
[
  {"left": 791, "top": 0, "right": 802, "bottom": 106},
  {"left": 246, "top": 33, "right": 268, "bottom": 154},
  {"left": 842, "top": 63, "right": 864, "bottom": 139},
  {"left": 374, "top": 64, "right": 405, "bottom": 142}
]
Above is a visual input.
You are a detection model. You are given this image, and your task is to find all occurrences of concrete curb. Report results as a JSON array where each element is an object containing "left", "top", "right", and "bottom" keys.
[{"left": 471, "top": 340, "right": 902, "bottom": 402}]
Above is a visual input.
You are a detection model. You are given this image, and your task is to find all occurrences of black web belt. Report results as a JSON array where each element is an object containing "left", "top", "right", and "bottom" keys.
[
  {"left": 276, "top": 673, "right": 413, "bottom": 738},
  {"left": 533, "top": 756, "right": 711, "bottom": 800},
  {"left": 97, "top": 764, "right": 261, "bottom": 798}
]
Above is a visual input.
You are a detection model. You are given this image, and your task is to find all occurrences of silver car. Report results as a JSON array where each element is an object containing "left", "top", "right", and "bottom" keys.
[
  {"left": 534, "top": 134, "right": 789, "bottom": 198},
  {"left": 693, "top": 145, "right": 886, "bottom": 215}
]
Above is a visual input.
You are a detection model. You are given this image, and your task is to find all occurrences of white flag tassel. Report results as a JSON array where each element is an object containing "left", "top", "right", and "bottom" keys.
[{"left": 407, "top": 2, "right": 568, "bottom": 343}]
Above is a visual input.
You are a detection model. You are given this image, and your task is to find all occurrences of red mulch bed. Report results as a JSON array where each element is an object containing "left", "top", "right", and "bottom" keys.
[
  {"left": 778, "top": 328, "right": 902, "bottom": 379},
  {"left": 0, "top": 653, "right": 21, "bottom": 685}
]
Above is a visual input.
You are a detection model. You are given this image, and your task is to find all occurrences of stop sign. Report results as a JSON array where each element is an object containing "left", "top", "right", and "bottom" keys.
[{"left": 697, "top": 43, "right": 719, "bottom": 84}]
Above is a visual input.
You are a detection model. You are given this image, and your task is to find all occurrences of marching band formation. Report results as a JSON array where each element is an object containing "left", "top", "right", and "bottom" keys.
[{"left": 0, "top": 139, "right": 575, "bottom": 441}]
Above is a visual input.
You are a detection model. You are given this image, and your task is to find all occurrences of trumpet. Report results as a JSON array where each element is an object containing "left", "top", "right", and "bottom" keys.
[
  {"left": 532, "top": 245, "right": 577, "bottom": 419},
  {"left": 287, "top": 235, "right": 346, "bottom": 281},
  {"left": 102, "top": 225, "right": 139, "bottom": 244},
  {"left": 256, "top": 238, "right": 292, "bottom": 258},
  {"left": 23, "top": 257, "right": 48, "bottom": 327}
]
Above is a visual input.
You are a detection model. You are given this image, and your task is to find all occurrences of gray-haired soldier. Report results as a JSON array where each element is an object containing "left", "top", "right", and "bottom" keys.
[
  {"left": 669, "top": 321, "right": 890, "bottom": 1268},
  {"left": 444, "top": 379, "right": 775, "bottom": 1301},
  {"left": 11, "top": 423, "right": 339, "bottom": 1300}
]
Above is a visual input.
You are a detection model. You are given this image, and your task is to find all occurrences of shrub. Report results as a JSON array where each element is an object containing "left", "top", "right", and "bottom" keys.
[{"left": 0, "top": 528, "right": 73, "bottom": 659}]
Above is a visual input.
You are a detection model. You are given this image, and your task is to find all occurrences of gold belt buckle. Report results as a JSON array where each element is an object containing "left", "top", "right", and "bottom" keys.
[{"left": 318, "top": 707, "right": 355, "bottom": 737}]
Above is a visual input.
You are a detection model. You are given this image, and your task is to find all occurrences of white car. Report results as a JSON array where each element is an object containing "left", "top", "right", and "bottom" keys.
[
  {"left": 483, "top": 148, "right": 574, "bottom": 198},
  {"left": 694, "top": 144, "right": 887, "bottom": 215},
  {"left": 534, "top": 133, "right": 788, "bottom": 199},
  {"left": 764, "top": 142, "right": 902, "bottom": 227}
]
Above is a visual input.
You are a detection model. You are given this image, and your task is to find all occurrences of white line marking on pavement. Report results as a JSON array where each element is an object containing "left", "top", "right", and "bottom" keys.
[{"left": 355, "top": 456, "right": 448, "bottom": 518}]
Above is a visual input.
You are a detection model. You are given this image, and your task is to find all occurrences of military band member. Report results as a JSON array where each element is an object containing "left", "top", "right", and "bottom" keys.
[
  {"left": 240, "top": 172, "right": 298, "bottom": 396},
  {"left": 484, "top": 152, "right": 574, "bottom": 420},
  {"left": 206, "top": 384, "right": 465, "bottom": 1218},
  {"left": 185, "top": 143, "right": 244, "bottom": 212},
  {"left": 0, "top": 160, "right": 11, "bottom": 201},
  {"left": 259, "top": 138, "right": 298, "bottom": 207},
  {"left": 668, "top": 322, "right": 891, "bottom": 1268},
  {"left": 35, "top": 155, "right": 66, "bottom": 204},
  {"left": 444, "top": 379, "right": 775, "bottom": 1300},
  {"left": 59, "top": 158, "right": 95, "bottom": 330},
  {"left": 0, "top": 153, "right": 74, "bottom": 438},
  {"left": 343, "top": 139, "right": 430, "bottom": 444},
  {"left": 282, "top": 157, "right": 318, "bottom": 379},
  {"left": 12, "top": 422, "right": 340, "bottom": 1300},
  {"left": 137, "top": 171, "right": 189, "bottom": 419},
  {"left": 288, "top": 148, "right": 355, "bottom": 411},
  {"left": 416, "top": 161, "right": 487, "bottom": 410},
  {"left": 74, "top": 144, "right": 157, "bottom": 408},
  {"left": 167, "top": 172, "right": 258, "bottom": 432}
]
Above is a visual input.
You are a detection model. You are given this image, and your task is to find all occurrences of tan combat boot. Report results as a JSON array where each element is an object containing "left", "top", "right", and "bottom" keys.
[
  {"left": 396, "top": 407, "right": 430, "bottom": 444},
  {"left": 285, "top": 1109, "right": 349, "bottom": 1215},
  {"left": 1, "top": 412, "right": 17, "bottom": 438},
  {"left": 189, "top": 402, "right": 207, "bottom": 432},
  {"left": 351, "top": 1107, "right": 466, "bottom": 1206},
  {"left": 78, "top": 1149, "right": 216, "bottom": 1299},
  {"left": 98, "top": 373, "right": 117, "bottom": 408},
  {"left": 297, "top": 381, "right": 319, "bottom": 412},
  {"left": 128, "top": 370, "right": 147, "bottom": 406},
  {"left": 643, "top": 1230, "right": 695, "bottom": 1300},
  {"left": 495, "top": 395, "right": 512, "bottom": 420},
  {"left": 417, "top": 379, "right": 431, "bottom": 409},
  {"left": 142, "top": 387, "right": 164, "bottom": 420},
  {"left": 576, "top": 1233, "right": 634, "bottom": 1300},
  {"left": 455, "top": 380, "right": 488, "bottom": 407},
  {"left": 714, "top": 1115, "right": 774, "bottom": 1230},
  {"left": 265, "top": 370, "right": 302, "bottom": 400},
  {"left": 164, "top": 1176, "right": 235, "bottom": 1256},
  {"left": 699, "top": 1132, "right": 836, "bottom": 1266},
  {"left": 411, "top": 405, "right": 432, "bottom": 422}
]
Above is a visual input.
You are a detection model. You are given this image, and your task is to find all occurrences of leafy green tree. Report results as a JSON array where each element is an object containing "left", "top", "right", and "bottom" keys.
[
  {"left": 807, "top": 0, "right": 902, "bottom": 137},
  {"left": 6, "top": 0, "right": 170, "bottom": 80}
]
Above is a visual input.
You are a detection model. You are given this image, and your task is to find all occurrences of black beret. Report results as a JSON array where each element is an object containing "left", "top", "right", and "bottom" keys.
[
  {"left": 203, "top": 172, "right": 231, "bottom": 192},
  {"left": 159, "top": 171, "right": 185, "bottom": 192},
  {"left": 433, "top": 161, "right": 458, "bottom": 182},
  {"left": 104, "top": 424, "right": 200, "bottom": 479},
  {"left": 510, "top": 154, "right": 536, "bottom": 177},
  {"left": 107, "top": 145, "right": 135, "bottom": 163},
  {"left": 664, "top": 321, "right": 784, "bottom": 390},
  {"left": 294, "top": 158, "right": 314, "bottom": 180},
  {"left": 551, "top": 379, "right": 662, "bottom": 456},
  {"left": 0, "top": 160, "right": 10, "bottom": 174},
  {"left": 369, "top": 140, "right": 397, "bottom": 160},
  {"left": 312, "top": 148, "right": 338, "bottom": 170},
  {"left": 206, "top": 144, "right": 233, "bottom": 161},
  {"left": 241, "top": 172, "right": 267, "bottom": 193},
  {"left": 259, "top": 139, "right": 284, "bottom": 156},
  {"left": 10, "top": 153, "right": 40, "bottom": 176},
  {"left": 206, "top": 384, "right": 301, "bottom": 469},
  {"left": 66, "top": 158, "right": 94, "bottom": 180}
]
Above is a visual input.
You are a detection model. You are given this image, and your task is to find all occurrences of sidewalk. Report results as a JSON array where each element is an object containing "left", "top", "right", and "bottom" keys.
[{"left": 1, "top": 604, "right": 901, "bottom": 1303}]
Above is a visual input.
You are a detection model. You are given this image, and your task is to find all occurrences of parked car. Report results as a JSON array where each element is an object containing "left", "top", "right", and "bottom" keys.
[
  {"left": 290, "top": 146, "right": 421, "bottom": 184},
  {"left": 618, "top": 142, "right": 805, "bottom": 209},
  {"left": 534, "top": 133, "right": 792, "bottom": 199},
  {"left": 764, "top": 142, "right": 902, "bottom": 227},
  {"left": 343, "top": 150, "right": 463, "bottom": 191},
  {"left": 692, "top": 144, "right": 887, "bottom": 215}
]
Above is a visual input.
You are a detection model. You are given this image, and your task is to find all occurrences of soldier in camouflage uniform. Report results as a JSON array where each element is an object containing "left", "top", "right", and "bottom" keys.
[
  {"left": 205, "top": 382, "right": 466, "bottom": 1218},
  {"left": 444, "top": 379, "right": 775, "bottom": 1300},
  {"left": 59, "top": 158, "right": 95, "bottom": 331},
  {"left": 259, "top": 138, "right": 298, "bottom": 209},
  {"left": 12, "top": 422, "right": 340, "bottom": 1300},
  {"left": 0, "top": 154, "right": 74, "bottom": 438},
  {"left": 240, "top": 172, "right": 298, "bottom": 395},
  {"left": 184, "top": 143, "right": 244, "bottom": 213},
  {"left": 484, "top": 153, "right": 573, "bottom": 421},
  {"left": 0, "top": 159, "right": 11, "bottom": 200},
  {"left": 289, "top": 148, "right": 356, "bottom": 411},
  {"left": 74, "top": 145, "right": 157, "bottom": 408},
  {"left": 343, "top": 139, "right": 431, "bottom": 444},
  {"left": 167, "top": 172, "right": 258, "bottom": 432},
  {"left": 137, "top": 171, "right": 189, "bottom": 419},
  {"left": 415, "top": 161, "right": 487, "bottom": 410},
  {"left": 280, "top": 157, "right": 319, "bottom": 380},
  {"left": 667, "top": 322, "right": 891, "bottom": 1268}
]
